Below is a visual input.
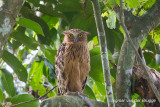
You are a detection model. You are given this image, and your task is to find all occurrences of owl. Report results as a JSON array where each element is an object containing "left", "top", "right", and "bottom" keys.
[{"left": 55, "top": 29, "right": 90, "bottom": 96}]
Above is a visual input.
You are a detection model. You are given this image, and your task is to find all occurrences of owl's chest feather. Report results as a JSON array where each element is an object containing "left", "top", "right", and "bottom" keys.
[{"left": 64, "top": 44, "right": 90, "bottom": 64}]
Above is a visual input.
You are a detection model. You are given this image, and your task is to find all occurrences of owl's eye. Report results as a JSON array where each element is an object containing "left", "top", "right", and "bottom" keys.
[
  {"left": 68, "top": 34, "right": 73, "bottom": 38},
  {"left": 78, "top": 34, "right": 83, "bottom": 37}
]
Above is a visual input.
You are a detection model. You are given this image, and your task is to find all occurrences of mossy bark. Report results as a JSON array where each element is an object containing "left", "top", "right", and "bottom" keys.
[
  {"left": 0, "top": 0, "right": 23, "bottom": 59},
  {"left": 133, "top": 65, "right": 160, "bottom": 107},
  {"left": 40, "top": 95, "right": 107, "bottom": 107}
]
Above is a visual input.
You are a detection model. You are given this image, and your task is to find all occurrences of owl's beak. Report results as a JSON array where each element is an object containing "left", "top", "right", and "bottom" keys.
[{"left": 74, "top": 37, "right": 78, "bottom": 43}]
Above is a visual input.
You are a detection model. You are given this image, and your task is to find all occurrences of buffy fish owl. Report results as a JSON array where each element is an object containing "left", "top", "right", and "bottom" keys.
[{"left": 55, "top": 29, "right": 90, "bottom": 96}]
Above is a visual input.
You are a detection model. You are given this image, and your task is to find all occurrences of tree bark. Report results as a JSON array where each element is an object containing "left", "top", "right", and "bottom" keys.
[
  {"left": 0, "top": 0, "right": 24, "bottom": 59},
  {"left": 40, "top": 95, "right": 107, "bottom": 107},
  {"left": 114, "top": 0, "right": 160, "bottom": 106},
  {"left": 133, "top": 65, "right": 160, "bottom": 107}
]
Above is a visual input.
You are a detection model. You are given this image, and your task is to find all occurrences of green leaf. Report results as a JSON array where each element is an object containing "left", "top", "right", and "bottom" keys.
[
  {"left": 11, "top": 31, "right": 37, "bottom": 50},
  {"left": 41, "top": 46, "right": 57, "bottom": 65},
  {"left": 2, "top": 50, "right": 28, "bottom": 82},
  {"left": 89, "top": 54, "right": 104, "bottom": 83},
  {"left": 106, "top": 10, "right": 116, "bottom": 29},
  {"left": 12, "top": 40, "right": 22, "bottom": 51},
  {"left": 93, "top": 36, "right": 98, "bottom": 45},
  {"left": 90, "top": 47, "right": 101, "bottom": 56},
  {"left": 49, "top": 28, "right": 57, "bottom": 43},
  {"left": 20, "top": 6, "right": 53, "bottom": 45},
  {"left": 150, "top": 28, "right": 160, "bottom": 44},
  {"left": 143, "top": 52, "right": 154, "bottom": 65},
  {"left": 140, "top": 37, "right": 147, "bottom": 48},
  {"left": 89, "top": 47, "right": 114, "bottom": 83},
  {"left": 44, "top": 59, "right": 56, "bottom": 78},
  {"left": 108, "top": 49, "right": 115, "bottom": 63},
  {"left": 143, "top": 0, "right": 156, "bottom": 10},
  {"left": 0, "top": 88, "right": 3, "bottom": 103},
  {"left": 29, "top": 81, "right": 46, "bottom": 96},
  {"left": 41, "top": 15, "right": 59, "bottom": 29},
  {"left": 143, "top": 36, "right": 156, "bottom": 53},
  {"left": 95, "top": 81, "right": 106, "bottom": 96},
  {"left": 11, "top": 94, "right": 39, "bottom": 107},
  {"left": 83, "top": 85, "right": 96, "bottom": 100},
  {"left": 0, "top": 69, "right": 15, "bottom": 97},
  {"left": 29, "top": 61, "right": 44, "bottom": 80},
  {"left": 43, "top": 62, "right": 56, "bottom": 85},
  {"left": 70, "top": 13, "right": 97, "bottom": 40},
  {"left": 104, "top": 18, "right": 123, "bottom": 53},
  {"left": 126, "top": 0, "right": 139, "bottom": 8},
  {"left": 16, "top": 18, "right": 44, "bottom": 36},
  {"left": 55, "top": 0, "right": 81, "bottom": 12},
  {"left": 38, "top": 4, "right": 65, "bottom": 18},
  {"left": 28, "top": 61, "right": 46, "bottom": 96},
  {"left": 107, "top": 0, "right": 119, "bottom": 8},
  {"left": 110, "top": 68, "right": 116, "bottom": 79}
]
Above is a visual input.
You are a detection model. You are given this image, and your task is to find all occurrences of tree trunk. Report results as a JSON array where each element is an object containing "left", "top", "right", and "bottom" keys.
[
  {"left": 0, "top": 0, "right": 23, "bottom": 59},
  {"left": 114, "top": 0, "right": 160, "bottom": 106}
]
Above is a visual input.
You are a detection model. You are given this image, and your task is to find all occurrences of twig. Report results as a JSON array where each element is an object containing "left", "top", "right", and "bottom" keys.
[
  {"left": 83, "top": 0, "right": 88, "bottom": 16},
  {"left": 119, "top": 0, "right": 160, "bottom": 102},
  {"left": 143, "top": 49, "right": 155, "bottom": 60},
  {"left": 11, "top": 86, "right": 57, "bottom": 107},
  {"left": 109, "top": 60, "right": 117, "bottom": 69}
]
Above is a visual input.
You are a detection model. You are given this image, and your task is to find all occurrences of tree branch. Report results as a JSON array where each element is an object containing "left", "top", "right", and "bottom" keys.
[
  {"left": 90, "top": 0, "right": 115, "bottom": 107},
  {"left": 139, "top": 0, "right": 160, "bottom": 35},
  {"left": 114, "top": 0, "right": 160, "bottom": 39},
  {"left": 40, "top": 95, "right": 107, "bottom": 107},
  {"left": 113, "top": 5, "right": 138, "bottom": 30},
  {"left": 119, "top": 0, "right": 160, "bottom": 104}
]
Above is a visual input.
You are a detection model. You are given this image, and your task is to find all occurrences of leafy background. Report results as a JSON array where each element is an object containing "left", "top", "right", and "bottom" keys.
[{"left": 0, "top": 0, "right": 160, "bottom": 107}]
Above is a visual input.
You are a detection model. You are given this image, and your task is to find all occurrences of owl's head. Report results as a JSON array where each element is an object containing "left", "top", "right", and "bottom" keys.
[{"left": 62, "top": 29, "right": 90, "bottom": 43}]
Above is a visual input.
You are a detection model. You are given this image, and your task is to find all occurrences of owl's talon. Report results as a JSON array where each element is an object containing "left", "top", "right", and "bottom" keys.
[
  {"left": 65, "top": 92, "right": 88, "bottom": 98},
  {"left": 79, "top": 92, "right": 88, "bottom": 97},
  {"left": 65, "top": 92, "right": 76, "bottom": 95},
  {"left": 75, "top": 91, "right": 80, "bottom": 96}
]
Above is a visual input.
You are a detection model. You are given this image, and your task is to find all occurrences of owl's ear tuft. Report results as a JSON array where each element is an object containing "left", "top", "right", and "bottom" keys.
[
  {"left": 61, "top": 31, "right": 68, "bottom": 35},
  {"left": 85, "top": 32, "right": 91, "bottom": 35}
]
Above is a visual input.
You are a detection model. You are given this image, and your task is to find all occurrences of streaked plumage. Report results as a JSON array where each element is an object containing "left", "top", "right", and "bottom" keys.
[{"left": 55, "top": 29, "right": 90, "bottom": 95}]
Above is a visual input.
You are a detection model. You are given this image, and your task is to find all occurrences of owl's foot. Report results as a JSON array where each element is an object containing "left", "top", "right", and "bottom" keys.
[
  {"left": 66, "top": 91, "right": 88, "bottom": 97},
  {"left": 76, "top": 92, "right": 88, "bottom": 97},
  {"left": 66, "top": 92, "right": 94, "bottom": 107}
]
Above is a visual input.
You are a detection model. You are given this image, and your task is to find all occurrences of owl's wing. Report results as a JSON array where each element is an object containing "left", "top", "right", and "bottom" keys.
[
  {"left": 82, "top": 76, "right": 88, "bottom": 91},
  {"left": 55, "top": 43, "right": 66, "bottom": 95},
  {"left": 82, "top": 48, "right": 90, "bottom": 91}
]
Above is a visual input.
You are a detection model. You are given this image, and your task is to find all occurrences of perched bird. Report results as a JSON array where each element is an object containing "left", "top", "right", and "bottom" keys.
[{"left": 55, "top": 29, "right": 90, "bottom": 96}]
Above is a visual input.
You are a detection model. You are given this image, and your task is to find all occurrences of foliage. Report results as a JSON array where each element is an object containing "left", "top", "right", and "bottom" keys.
[
  {"left": 11, "top": 94, "right": 39, "bottom": 107},
  {"left": 0, "top": 0, "right": 159, "bottom": 106}
]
